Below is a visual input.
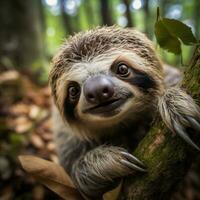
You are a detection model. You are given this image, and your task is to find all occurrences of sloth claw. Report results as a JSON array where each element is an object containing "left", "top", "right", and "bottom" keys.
[
  {"left": 120, "top": 151, "right": 145, "bottom": 167},
  {"left": 120, "top": 159, "right": 147, "bottom": 172},
  {"left": 120, "top": 151, "right": 146, "bottom": 172},
  {"left": 159, "top": 87, "right": 200, "bottom": 151},
  {"left": 187, "top": 116, "right": 200, "bottom": 132},
  {"left": 173, "top": 119, "right": 200, "bottom": 151}
]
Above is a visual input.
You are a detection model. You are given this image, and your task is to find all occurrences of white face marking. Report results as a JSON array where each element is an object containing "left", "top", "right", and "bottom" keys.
[
  {"left": 65, "top": 54, "right": 116, "bottom": 84},
  {"left": 62, "top": 49, "right": 147, "bottom": 84}
]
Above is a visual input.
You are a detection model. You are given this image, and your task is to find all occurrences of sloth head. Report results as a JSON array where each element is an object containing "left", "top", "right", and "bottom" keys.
[{"left": 49, "top": 26, "right": 164, "bottom": 139}]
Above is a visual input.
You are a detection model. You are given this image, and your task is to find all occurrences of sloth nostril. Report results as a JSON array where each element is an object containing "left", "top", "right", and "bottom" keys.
[
  {"left": 103, "top": 87, "right": 109, "bottom": 94},
  {"left": 88, "top": 93, "right": 95, "bottom": 100}
]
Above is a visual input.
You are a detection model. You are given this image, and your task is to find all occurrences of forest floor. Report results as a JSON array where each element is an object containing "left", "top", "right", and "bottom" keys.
[
  {"left": 0, "top": 70, "right": 60, "bottom": 200},
  {"left": 0, "top": 69, "right": 200, "bottom": 200}
]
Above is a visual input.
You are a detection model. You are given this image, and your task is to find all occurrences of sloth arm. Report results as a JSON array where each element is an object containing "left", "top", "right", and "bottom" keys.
[
  {"left": 54, "top": 132, "right": 146, "bottom": 198},
  {"left": 52, "top": 107, "right": 146, "bottom": 199}
]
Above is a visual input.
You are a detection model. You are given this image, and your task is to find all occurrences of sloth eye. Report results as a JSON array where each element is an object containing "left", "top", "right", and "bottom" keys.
[
  {"left": 117, "top": 63, "right": 130, "bottom": 77},
  {"left": 68, "top": 85, "right": 80, "bottom": 98}
]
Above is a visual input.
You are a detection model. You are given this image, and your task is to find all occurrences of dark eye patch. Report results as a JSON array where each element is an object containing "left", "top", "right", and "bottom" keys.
[
  {"left": 111, "top": 58, "right": 157, "bottom": 90},
  {"left": 64, "top": 100, "right": 76, "bottom": 121},
  {"left": 127, "top": 71, "right": 157, "bottom": 91},
  {"left": 64, "top": 82, "right": 80, "bottom": 121}
]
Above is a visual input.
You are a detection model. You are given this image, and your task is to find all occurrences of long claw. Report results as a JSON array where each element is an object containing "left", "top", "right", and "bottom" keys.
[
  {"left": 174, "top": 121, "right": 200, "bottom": 151},
  {"left": 120, "top": 159, "right": 147, "bottom": 172},
  {"left": 187, "top": 116, "right": 200, "bottom": 132},
  {"left": 121, "top": 151, "right": 145, "bottom": 167}
]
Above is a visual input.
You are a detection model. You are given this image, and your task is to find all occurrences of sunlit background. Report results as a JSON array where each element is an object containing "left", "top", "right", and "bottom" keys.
[
  {"left": 43, "top": 0, "right": 199, "bottom": 67},
  {"left": 0, "top": 0, "right": 199, "bottom": 84}
]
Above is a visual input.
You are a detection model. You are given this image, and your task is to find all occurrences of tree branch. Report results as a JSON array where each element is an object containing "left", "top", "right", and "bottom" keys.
[{"left": 119, "top": 45, "right": 200, "bottom": 200}]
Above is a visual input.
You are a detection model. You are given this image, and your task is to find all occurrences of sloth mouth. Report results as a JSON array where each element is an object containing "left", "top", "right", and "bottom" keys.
[{"left": 83, "top": 98, "right": 127, "bottom": 115}]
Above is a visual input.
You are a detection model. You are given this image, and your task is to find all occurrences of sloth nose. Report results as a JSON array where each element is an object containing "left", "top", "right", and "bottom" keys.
[{"left": 84, "top": 75, "right": 114, "bottom": 104}]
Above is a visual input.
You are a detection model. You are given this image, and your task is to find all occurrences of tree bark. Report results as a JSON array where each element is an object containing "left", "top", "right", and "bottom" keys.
[
  {"left": 100, "top": 0, "right": 113, "bottom": 26},
  {"left": 60, "top": 0, "right": 74, "bottom": 35},
  {"left": 0, "top": 0, "right": 45, "bottom": 71},
  {"left": 143, "top": 0, "right": 151, "bottom": 38},
  {"left": 194, "top": 1, "right": 200, "bottom": 40},
  {"left": 122, "top": 0, "right": 133, "bottom": 27},
  {"left": 118, "top": 45, "right": 200, "bottom": 200}
]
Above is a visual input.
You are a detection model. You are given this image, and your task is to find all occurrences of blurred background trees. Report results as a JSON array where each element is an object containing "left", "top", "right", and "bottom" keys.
[
  {"left": 0, "top": 0, "right": 46, "bottom": 81},
  {"left": 0, "top": 0, "right": 199, "bottom": 84}
]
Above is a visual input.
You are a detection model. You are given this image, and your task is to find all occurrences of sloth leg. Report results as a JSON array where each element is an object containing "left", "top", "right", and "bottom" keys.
[
  {"left": 72, "top": 146, "right": 146, "bottom": 199},
  {"left": 159, "top": 87, "right": 200, "bottom": 151}
]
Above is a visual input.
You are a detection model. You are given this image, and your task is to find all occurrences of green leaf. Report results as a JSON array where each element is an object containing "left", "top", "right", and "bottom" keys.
[
  {"left": 162, "top": 18, "right": 197, "bottom": 45},
  {"left": 155, "top": 20, "right": 181, "bottom": 54},
  {"left": 155, "top": 18, "right": 197, "bottom": 55}
]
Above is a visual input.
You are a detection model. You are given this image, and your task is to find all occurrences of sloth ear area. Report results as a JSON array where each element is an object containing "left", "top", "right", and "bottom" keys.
[
  {"left": 158, "top": 87, "right": 200, "bottom": 151},
  {"left": 163, "top": 64, "right": 182, "bottom": 87}
]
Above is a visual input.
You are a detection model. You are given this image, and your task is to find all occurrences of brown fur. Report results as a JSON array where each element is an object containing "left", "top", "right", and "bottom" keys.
[
  {"left": 49, "top": 26, "right": 164, "bottom": 139},
  {"left": 50, "top": 26, "right": 163, "bottom": 104},
  {"left": 49, "top": 26, "right": 200, "bottom": 199}
]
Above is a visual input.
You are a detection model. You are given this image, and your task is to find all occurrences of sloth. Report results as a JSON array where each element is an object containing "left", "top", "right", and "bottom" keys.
[{"left": 49, "top": 26, "right": 200, "bottom": 199}]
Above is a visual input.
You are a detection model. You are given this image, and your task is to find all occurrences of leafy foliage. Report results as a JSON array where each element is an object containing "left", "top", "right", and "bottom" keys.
[{"left": 155, "top": 18, "right": 197, "bottom": 54}]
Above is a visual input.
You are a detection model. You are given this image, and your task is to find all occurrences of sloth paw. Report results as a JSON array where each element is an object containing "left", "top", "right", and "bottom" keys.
[
  {"left": 73, "top": 146, "right": 146, "bottom": 198},
  {"left": 84, "top": 146, "right": 147, "bottom": 176},
  {"left": 159, "top": 87, "right": 200, "bottom": 151},
  {"left": 95, "top": 146, "right": 147, "bottom": 175}
]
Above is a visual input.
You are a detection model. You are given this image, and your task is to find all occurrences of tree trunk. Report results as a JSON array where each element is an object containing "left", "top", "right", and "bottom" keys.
[
  {"left": 100, "top": 0, "right": 113, "bottom": 26},
  {"left": 60, "top": 0, "right": 74, "bottom": 35},
  {"left": 0, "top": 0, "right": 45, "bottom": 72},
  {"left": 122, "top": 0, "right": 133, "bottom": 27},
  {"left": 143, "top": 0, "right": 151, "bottom": 38},
  {"left": 118, "top": 45, "right": 200, "bottom": 200},
  {"left": 194, "top": 0, "right": 200, "bottom": 38},
  {"left": 73, "top": 11, "right": 81, "bottom": 33}
]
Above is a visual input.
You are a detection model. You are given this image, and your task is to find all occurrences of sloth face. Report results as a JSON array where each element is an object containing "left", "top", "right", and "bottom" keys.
[
  {"left": 67, "top": 55, "right": 136, "bottom": 124},
  {"left": 50, "top": 27, "right": 164, "bottom": 137},
  {"left": 57, "top": 50, "right": 162, "bottom": 129}
]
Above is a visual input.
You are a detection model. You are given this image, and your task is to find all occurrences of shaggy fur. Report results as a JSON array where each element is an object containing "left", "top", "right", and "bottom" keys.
[
  {"left": 49, "top": 26, "right": 163, "bottom": 104},
  {"left": 50, "top": 26, "right": 164, "bottom": 139},
  {"left": 49, "top": 26, "right": 200, "bottom": 199},
  {"left": 159, "top": 87, "right": 200, "bottom": 150}
]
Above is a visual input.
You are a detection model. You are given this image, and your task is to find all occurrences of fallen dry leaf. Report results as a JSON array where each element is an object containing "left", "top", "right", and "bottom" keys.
[
  {"left": 30, "top": 134, "right": 45, "bottom": 149},
  {"left": 103, "top": 181, "right": 122, "bottom": 200},
  {"left": 10, "top": 103, "right": 30, "bottom": 116},
  {"left": 11, "top": 116, "right": 32, "bottom": 133},
  {"left": 46, "top": 142, "right": 55, "bottom": 152},
  {"left": 19, "top": 155, "right": 84, "bottom": 200},
  {"left": 40, "top": 130, "right": 53, "bottom": 141},
  {"left": 29, "top": 105, "right": 41, "bottom": 119},
  {"left": 0, "top": 70, "right": 20, "bottom": 84},
  {"left": 50, "top": 154, "right": 59, "bottom": 164}
]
